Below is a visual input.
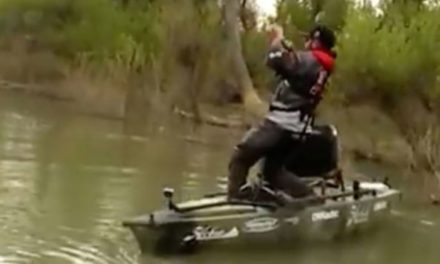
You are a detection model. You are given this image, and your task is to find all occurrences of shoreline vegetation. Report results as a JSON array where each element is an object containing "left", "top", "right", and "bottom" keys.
[{"left": 0, "top": 0, "right": 439, "bottom": 199}]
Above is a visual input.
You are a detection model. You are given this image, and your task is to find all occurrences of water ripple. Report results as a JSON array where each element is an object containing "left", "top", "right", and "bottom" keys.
[
  {"left": 0, "top": 255, "right": 30, "bottom": 264},
  {"left": 82, "top": 165, "right": 141, "bottom": 175}
]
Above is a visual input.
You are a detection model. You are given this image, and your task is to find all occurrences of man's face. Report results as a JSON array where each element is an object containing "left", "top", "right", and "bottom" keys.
[
  {"left": 304, "top": 38, "right": 311, "bottom": 49},
  {"left": 304, "top": 38, "right": 320, "bottom": 50}
]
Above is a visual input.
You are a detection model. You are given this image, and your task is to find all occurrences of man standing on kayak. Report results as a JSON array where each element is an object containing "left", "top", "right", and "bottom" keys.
[{"left": 227, "top": 24, "right": 337, "bottom": 200}]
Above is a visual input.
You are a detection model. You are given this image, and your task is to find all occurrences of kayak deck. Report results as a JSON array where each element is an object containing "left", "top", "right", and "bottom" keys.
[{"left": 123, "top": 188, "right": 399, "bottom": 226}]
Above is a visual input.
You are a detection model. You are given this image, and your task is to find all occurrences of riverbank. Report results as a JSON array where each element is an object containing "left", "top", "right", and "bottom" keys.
[{"left": 0, "top": 78, "right": 410, "bottom": 167}]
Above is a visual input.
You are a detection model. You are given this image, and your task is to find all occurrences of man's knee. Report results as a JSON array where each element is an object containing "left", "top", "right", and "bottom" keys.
[
  {"left": 229, "top": 145, "right": 257, "bottom": 169},
  {"left": 275, "top": 169, "right": 314, "bottom": 198}
]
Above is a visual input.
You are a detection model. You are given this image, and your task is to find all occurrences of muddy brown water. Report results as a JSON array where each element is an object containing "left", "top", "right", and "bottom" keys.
[{"left": 0, "top": 91, "right": 439, "bottom": 264}]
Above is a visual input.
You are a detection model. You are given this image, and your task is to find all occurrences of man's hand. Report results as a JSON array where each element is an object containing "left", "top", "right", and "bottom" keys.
[
  {"left": 309, "top": 85, "right": 322, "bottom": 97},
  {"left": 265, "top": 24, "right": 298, "bottom": 75},
  {"left": 267, "top": 24, "right": 284, "bottom": 40},
  {"left": 267, "top": 24, "right": 284, "bottom": 47},
  {"left": 310, "top": 70, "right": 329, "bottom": 97}
]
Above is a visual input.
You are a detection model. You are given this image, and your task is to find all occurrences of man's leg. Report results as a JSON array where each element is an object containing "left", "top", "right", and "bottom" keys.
[
  {"left": 260, "top": 143, "right": 289, "bottom": 187},
  {"left": 262, "top": 137, "right": 314, "bottom": 198},
  {"left": 272, "top": 169, "right": 315, "bottom": 198},
  {"left": 228, "top": 119, "right": 285, "bottom": 199}
]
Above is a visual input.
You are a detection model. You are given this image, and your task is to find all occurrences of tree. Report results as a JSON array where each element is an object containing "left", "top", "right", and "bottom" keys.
[
  {"left": 239, "top": 0, "right": 258, "bottom": 31},
  {"left": 223, "top": 0, "right": 265, "bottom": 117}
]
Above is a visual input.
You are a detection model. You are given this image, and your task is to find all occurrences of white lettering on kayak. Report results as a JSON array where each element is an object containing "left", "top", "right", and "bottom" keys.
[
  {"left": 373, "top": 201, "right": 388, "bottom": 212},
  {"left": 312, "top": 210, "right": 339, "bottom": 222},
  {"left": 285, "top": 217, "right": 300, "bottom": 225},
  {"left": 347, "top": 204, "right": 370, "bottom": 227},
  {"left": 242, "top": 217, "right": 279, "bottom": 233},
  {"left": 194, "top": 226, "right": 239, "bottom": 241}
]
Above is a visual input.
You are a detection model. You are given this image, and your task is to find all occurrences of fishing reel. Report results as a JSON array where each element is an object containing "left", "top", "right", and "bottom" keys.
[{"left": 163, "top": 187, "right": 174, "bottom": 199}]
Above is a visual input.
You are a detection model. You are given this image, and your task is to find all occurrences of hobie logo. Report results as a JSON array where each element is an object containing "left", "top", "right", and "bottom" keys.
[
  {"left": 243, "top": 217, "right": 279, "bottom": 233},
  {"left": 194, "top": 226, "right": 239, "bottom": 241},
  {"left": 312, "top": 210, "right": 339, "bottom": 222}
]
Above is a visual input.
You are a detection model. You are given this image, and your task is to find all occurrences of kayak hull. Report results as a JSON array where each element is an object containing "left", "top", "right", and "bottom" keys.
[{"left": 123, "top": 186, "right": 401, "bottom": 254}]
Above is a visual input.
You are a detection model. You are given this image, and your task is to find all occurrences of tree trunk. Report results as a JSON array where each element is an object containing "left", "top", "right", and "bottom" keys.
[{"left": 223, "top": 0, "right": 266, "bottom": 118}]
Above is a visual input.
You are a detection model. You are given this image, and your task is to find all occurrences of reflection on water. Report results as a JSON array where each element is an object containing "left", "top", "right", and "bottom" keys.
[
  {"left": 0, "top": 91, "right": 439, "bottom": 264},
  {"left": 0, "top": 91, "right": 238, "bottom": 264}
]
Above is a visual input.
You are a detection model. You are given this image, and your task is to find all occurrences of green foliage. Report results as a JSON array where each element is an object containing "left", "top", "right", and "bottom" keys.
[
  {"left": 0, "top": 0, "right": 439, "bottom": 111},
  {"left": 333, "top": 2, "right": 440, "bottom": 106},
  {"left": 276, "top": 0, "right": 313, "bottom": 44},
  {"left": 275, "top": 0, "right": 348, "bottom": 36},
  {"left": 242, "top": 29, "right": 272, "bottom": 91},
  {"left": 0, "top": 0, "right": 71, "bottom": 33},
  {"left": 0, "top": 0, "right": 160, "bottom": 68},
  {"left": 318, "top": 0, "right": 348, "bottom": 30}
]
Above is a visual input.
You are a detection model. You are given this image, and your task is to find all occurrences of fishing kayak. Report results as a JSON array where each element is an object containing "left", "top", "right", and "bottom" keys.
[
  {"left": 123, "top": 178, "right": 401, "bottom": 254},
  {"left": 123, "top": 124, "right": 401, "bottom": 253}
]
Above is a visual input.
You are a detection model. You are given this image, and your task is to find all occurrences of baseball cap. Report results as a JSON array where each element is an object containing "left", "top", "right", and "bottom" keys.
[{"left": 303, "top": 25, "right": 336, "bottom": 50}]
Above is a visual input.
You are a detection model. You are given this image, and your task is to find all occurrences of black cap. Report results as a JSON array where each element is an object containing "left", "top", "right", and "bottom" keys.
[{"left": 308, "top": 25, "right": 336, "bottom": 50}]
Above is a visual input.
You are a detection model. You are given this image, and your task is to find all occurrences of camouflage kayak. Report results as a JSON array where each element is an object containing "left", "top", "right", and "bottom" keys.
[{"left": 123, "top": 179, "right": 401, "bottom": 254}]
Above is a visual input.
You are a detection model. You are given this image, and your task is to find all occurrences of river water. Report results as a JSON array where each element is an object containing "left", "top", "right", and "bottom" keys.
[{"left": 0, "top": 91, "right": 439, "bottom": 264}]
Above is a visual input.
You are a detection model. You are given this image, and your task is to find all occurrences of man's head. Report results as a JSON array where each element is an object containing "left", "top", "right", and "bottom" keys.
[{"left": 304, "top": 25, "right": 336, "bottom": 51}]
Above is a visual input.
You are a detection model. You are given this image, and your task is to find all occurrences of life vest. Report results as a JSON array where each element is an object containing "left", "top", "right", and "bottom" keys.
[{"left": 267, "top": 48, "right": 335, "bottom": 112}]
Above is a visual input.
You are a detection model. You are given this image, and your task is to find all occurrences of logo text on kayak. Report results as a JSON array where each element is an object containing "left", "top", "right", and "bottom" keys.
[
  {"left": 373, "top": 201, "right": 388, "bottom": 211},
  {"left": 347, "top": 204, "right": 370, "bottom": 226},
  {"left": 312, "top": 210, "right": 339, "bottom": 222},
  {"left": 242, "top": 217, "right": 279, "bottom": 233},
  {"left": 193, "top": 226, "right": 239, "bottom": 241}
]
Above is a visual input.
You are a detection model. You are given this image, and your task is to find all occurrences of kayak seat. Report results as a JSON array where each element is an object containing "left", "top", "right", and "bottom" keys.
[{"left": 284, "top": 124, "right": 339, "bottom": 178}]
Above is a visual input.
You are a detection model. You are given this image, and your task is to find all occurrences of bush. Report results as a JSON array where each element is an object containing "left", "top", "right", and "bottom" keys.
[
  {"left": 0, "top": 0, "right": 161, "bottom": 68},
  {"left": 331, "top": 2, "right": 440, "bottom": 107},
  {"left": 242, "top": 29, "right": 272, "bottom": 92}
]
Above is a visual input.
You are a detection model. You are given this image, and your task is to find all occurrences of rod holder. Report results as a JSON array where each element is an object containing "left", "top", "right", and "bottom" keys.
[
  {"left": 353, "top": 180, "right": 360, "bottom": 200},
  {"left": 163, "top": 187, "right": 179, "bottom": 211}
]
